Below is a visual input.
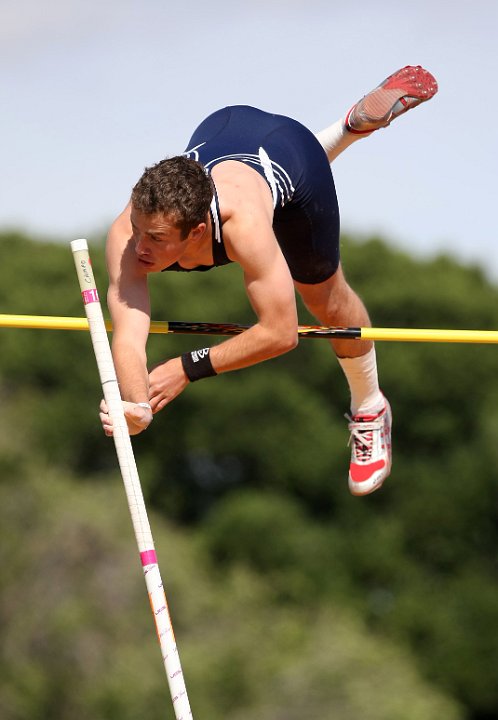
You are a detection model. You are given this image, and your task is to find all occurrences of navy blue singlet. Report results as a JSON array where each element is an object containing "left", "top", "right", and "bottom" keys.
[{"left": 165, "top": 105, "right": 340, "bottom": 284}]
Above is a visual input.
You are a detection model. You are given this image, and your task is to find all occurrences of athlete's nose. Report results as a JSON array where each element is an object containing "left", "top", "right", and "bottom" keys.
[{"left": 135, "top": 234, "right": 151, "bottom": 256}]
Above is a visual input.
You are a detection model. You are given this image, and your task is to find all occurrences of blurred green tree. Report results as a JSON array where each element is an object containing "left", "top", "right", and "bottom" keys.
[{"left": 2, "top": 229, "right": 498, "bottom": 718}]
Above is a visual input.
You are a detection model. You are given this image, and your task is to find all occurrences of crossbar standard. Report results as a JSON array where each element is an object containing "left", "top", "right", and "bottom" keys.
[{"left": 2, "top": 313, "right": 498, "bottom": 344}]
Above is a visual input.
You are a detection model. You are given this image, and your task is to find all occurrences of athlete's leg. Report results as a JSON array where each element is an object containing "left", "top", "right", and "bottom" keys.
[
  {"left": 315, "top": 120, "right": 359, "bottom": 164},
  {"left": 282, "top": 109, "right": 396, "bottom": 494},
  {"left": 294, "top": 264, "right": 371, "bottom": 357},
  {"left": 315, "top": 65, "right": 438, "bottom": 163},
  {"left": 295, "top": 265, "right": 391, "bottom": 496},
  {"left": 294, "top": 264, "right": 385, "bottom": 410}
]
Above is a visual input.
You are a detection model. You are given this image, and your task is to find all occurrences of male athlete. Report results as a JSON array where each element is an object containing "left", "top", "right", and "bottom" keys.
[{"left": 100, "top": 66, "right": 438, "bottom": 496}]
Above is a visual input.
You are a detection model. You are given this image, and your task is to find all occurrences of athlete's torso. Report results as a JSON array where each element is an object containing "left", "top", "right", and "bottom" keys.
[{"left": 163, "top": 105, "right": 340, "bottom": 284}]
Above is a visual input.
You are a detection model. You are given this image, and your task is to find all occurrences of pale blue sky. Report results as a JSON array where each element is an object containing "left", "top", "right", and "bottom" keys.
[{"left": 2, "top": 0, "right": 497, "bottom": 278}]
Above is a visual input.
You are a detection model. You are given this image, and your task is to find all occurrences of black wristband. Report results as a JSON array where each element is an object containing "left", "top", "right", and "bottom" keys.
[{"left": 181, "top": 348, "right": 218, "bottom": 382}]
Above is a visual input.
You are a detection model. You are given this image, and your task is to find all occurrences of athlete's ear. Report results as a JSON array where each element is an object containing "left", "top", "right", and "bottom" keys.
[{"left": 187, "top": 223, "right": 207, "bottom": 243}]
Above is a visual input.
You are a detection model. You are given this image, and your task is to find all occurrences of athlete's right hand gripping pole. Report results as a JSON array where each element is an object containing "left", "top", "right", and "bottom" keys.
[{"left": 70, "top": 239, "right": 192, "bottom": 720}]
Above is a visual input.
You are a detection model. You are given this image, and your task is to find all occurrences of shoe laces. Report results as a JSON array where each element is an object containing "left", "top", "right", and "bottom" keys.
[{"left": 345, "top": 413, "right": 383, "bottom": 463}]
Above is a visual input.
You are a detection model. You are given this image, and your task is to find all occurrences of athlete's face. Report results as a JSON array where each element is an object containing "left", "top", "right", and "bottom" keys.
[{"left": 130, "top": 208, "right": 188, "bottom": 272}]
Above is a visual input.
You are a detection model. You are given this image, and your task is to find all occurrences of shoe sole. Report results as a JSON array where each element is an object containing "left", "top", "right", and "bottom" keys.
[{"left": 347, "top": 66, "right": 438, "bottom": 134}]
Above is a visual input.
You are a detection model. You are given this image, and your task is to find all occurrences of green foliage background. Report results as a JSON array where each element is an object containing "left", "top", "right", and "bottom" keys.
[{"left": 1, "top": 230, "right": 498, "bottom": 719}]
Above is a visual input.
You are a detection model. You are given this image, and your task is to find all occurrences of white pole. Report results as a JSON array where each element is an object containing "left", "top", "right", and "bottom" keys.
[{"left": 70, "top": 239, "right": 192, "bottom": 720}]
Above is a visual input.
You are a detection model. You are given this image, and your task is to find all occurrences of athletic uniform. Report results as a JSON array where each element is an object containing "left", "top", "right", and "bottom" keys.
[{"left": 164, "top": 105, "right": 340, "bottom": 284}]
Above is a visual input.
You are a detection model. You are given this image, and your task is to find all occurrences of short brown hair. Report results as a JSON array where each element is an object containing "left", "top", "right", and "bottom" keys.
[{"left": 131, "top": 156, "right": 214, "bottom": 238}]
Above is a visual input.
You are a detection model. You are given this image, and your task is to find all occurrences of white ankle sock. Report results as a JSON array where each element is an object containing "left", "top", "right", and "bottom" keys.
[
  {"left": 337, "top": 347, "right": 384, "bottom": 416},
  {"left": 315, "top": 119, "right": 360, "bottom": 163}
]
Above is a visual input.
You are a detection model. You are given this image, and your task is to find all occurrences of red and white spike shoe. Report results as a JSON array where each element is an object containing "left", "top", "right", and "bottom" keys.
[
  {"left": 347, "top": 397, "right": 392, "bottom": 496},
  {"left": 345, "top": 65, "right": 438, "bottom": 135}
]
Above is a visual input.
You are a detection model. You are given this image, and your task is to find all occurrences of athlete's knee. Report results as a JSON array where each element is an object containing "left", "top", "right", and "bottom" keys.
[
  {"left": 324, "top": 287, "right": 355, "bottom": 322},
  {"left": 299, "top": 269, "right": 358, "bottom": 321}
]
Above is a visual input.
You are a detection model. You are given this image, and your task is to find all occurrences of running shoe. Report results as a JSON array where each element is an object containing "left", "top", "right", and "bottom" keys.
[
  {"left": 345, "top": 66, "right": 438, "bottom": 134},
  {"left": 347, "top": 398, "right": 392, "bottom": 496}
]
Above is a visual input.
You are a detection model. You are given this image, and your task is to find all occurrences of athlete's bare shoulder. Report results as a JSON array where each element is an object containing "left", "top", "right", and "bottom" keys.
[{"left": 208, "top": 162, "right": 280, "bottom": 271}]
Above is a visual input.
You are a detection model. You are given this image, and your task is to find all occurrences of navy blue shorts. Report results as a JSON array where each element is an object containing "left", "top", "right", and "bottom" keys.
[{"left": 185, "top": 106, "right": 340, "bottom": 284}]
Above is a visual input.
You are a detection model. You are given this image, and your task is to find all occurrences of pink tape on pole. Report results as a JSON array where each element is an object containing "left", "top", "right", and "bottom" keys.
[
  {"left": 140, "top": 549, "right": 158, "bottom": 566},
  {"left": 81, "top": 289, "right": 99, "bottom": 304}
]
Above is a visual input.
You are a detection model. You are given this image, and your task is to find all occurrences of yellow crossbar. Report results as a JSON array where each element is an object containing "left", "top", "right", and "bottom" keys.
[{"left": 1, "top": 314, "right": 498, "bottom": 344}]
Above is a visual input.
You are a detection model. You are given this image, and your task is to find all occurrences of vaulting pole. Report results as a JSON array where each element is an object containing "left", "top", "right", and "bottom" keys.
[{"left": 70, "top": 241, "right": 192, "bottom": 720}]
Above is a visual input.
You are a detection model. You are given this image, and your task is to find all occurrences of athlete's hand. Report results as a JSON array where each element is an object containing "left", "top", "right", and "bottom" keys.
[
  {"left": 99, "top": 399, "right": 153, "bottom": 437},
  {"left": 149, "top": 357, "right": 190, "bottom": 412}
]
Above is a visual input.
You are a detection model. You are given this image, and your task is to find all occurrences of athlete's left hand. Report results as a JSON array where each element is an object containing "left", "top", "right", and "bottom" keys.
[{"left": 148, "top": 357, "right": 190, "bottom": 412}]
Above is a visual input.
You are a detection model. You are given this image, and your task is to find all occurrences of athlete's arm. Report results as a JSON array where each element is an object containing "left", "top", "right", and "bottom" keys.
[
  {"left": 149, "top": 165, "right": 298, "bottom": 414},
  {"left": 148, "top": 220, "right": 298, "bottom": 410},
  {"left": 210, "top": 224, "right": 298, "bottom": 371},
  {"left": 209, "top": 162, "right": 299, "bottom": 370},
  {"left": 102, "top": 203, "right": 154, "bottom": 435}
]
